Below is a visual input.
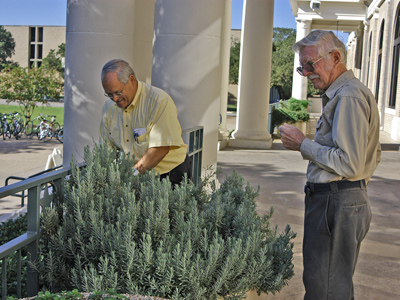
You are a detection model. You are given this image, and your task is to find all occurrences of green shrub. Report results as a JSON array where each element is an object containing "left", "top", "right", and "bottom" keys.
[
  {"left": 0, "top": 214, "right": 28, "bottom": 297},
  {"left": 271, "top": 98, "right": 310, "bottom": 133},
  {"left": 32, "top": 144, "right": 296, "bottom": 300}
]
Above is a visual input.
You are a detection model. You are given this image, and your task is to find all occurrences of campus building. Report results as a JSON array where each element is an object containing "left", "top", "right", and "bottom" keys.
[{"left": 3, "top": 26, "right": 65, "bottom": 68}]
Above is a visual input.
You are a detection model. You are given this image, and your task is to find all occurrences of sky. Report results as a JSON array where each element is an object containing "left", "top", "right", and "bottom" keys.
[{"left": 0, "top": 0, "right": 297, "bottom": 29}]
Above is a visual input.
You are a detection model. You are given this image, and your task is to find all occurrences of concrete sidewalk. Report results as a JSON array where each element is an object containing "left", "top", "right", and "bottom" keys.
[{"left": 216, "top": 114, "right": 400, "bottom": 299}]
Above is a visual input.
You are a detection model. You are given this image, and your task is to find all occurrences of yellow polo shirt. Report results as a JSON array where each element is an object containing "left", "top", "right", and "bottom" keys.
[{"left": 99, "top": 81, "right": 188, "bottom": 174}]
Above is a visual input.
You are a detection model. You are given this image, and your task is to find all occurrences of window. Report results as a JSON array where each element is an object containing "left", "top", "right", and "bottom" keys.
[
  {"left": 30, "top": 27, "right": 36, "bottom": 42},
  {"left": 28, "top": 27, "right": 44, "bottom": 68},
  {"left": 375, "top": 20, "right": 384, "bottom": 103},
  {"left": 389, "top": 5, "right": 400, "bottom": 108},
  {"left": 38, "top": 45, "right": 43, "bottom": 59},
  {"left": 30, "top": 44, "right": 35, "bottom": 59},
  {"left": 38, "top": 27, "right": 43, "bottom": 42}
]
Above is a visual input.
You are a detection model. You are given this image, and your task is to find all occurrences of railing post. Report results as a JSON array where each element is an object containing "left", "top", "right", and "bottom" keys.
[{"left": 26, "top": 185, "right": 40, "bottom": 297}]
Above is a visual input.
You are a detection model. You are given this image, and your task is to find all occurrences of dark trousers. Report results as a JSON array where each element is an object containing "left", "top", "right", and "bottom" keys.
[
  {"left": 303, "top": 181, "right": 372, "bottom": 300},
  {"left": 160, "top": 154, "right": 192, "bottom": 186}
]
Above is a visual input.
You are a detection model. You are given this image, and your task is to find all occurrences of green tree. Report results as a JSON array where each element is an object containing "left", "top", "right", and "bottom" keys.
[
  {"left": 42, "top": 43, "right": 65, "bottom": 76},
  {"left": 0, "top": 26, "right": 18, "bottom": 71},
  {"left": 229, "top": 41, "right": 241, "bottom": 84},
  {"left": 270, "top": 27, "right": 296, "bottom": 99},
  {"left": 0, "top": 66, "right": 64, "bottom": 122}
]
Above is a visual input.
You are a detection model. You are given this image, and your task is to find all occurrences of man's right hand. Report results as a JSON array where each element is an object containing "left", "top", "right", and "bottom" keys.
[{"left": 279, "top": 123, "right": 306, "bottom": 151}]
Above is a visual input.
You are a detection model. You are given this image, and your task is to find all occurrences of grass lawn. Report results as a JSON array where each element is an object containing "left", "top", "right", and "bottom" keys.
[{"left": 0, "top": 104, "right": 64, "bottom": 125}]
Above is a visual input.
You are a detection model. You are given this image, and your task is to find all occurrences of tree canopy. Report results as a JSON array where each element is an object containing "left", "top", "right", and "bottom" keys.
[
  {"left": 0, "top": 26, "right": 18, "bottom": 71},
  {"left": 0, "top": 66, "right": 64, "bottom": 121},
  {"left": 42, "top": 43, "right": 65, "bottom": 76},
  {"left": 229, "top": 27, "right": 297, "bottom": 100},
  {"left": 270, "top": 27, "right": 296, "bottom": 99},
  {"left": 229, "top": 41, "right": 240, "bottom": 85}
]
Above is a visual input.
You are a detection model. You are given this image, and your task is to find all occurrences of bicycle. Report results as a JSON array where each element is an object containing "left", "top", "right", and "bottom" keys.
[
  {"left": 9, "top": 112, "right": 23, "bottom": 140},
  {"left": 24, "top": 114, "right": 44, "bottom": 137},
  {"left": 37, "top": 115, "right": 60, "bottom": 141},
  {"left": 56, "top": 126, "right": 63, "bottom": 143},
  {"left": 1, "top": 113, "right": 12, "bottom": 140}
]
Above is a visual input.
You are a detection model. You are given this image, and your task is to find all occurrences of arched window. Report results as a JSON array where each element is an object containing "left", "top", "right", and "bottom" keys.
[
  {"left": 375, "top": 20, "right": 385, "bottom": 102},
  {"left": 389, "top": 5, "right": 400, "bottom": 108}
]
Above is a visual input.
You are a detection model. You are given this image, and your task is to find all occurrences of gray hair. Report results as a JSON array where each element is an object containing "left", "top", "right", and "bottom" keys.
[
  {"left": 101, "top": 59, "right": 136, "bottom": 84},
  {"left": 292, "top": 30, "right": 347, "bottom": 64}
]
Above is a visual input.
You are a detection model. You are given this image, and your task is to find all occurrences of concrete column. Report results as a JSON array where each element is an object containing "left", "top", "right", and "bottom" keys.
[
  {"left": 292, "top": 19, "right": 311, "bottom": 100},
  {"left": 132, "top": 0, "right": 155, "bottom": 84},
  {"left": 229, "top": 0, "right": 274, "bottom": 149},
  {"left": 347, "top": 32, "right": 357, "bottom": 72},
  {"left": 379, "top": 0, "right": 393, "bottom": 132},
  {"left": 361, "top": 21, "right": 370, "bottom": 84},
  {"left": 151, "top": 0, "right": 225, "bottom": 173},
  {"left": 63, "top": 0, "right": 138, "bottom": 165},
  {"left": 218, "top": 0, "right": 232, "bottom": 150}
]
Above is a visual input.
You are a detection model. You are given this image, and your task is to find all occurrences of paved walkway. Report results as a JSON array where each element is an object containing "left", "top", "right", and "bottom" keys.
[
  {"left": 215, "top": 114, "right": 400, "bottom": 299},
  {"left": 0, "top": 109, "right": 399, "bottom": 299}
]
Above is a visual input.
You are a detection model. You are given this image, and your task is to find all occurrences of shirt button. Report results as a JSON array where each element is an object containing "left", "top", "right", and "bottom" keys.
[
  {"left": 126, "top": 125, "right": 128, "bottom": 127},
  {"left": 127, "top": 140, "right": 129, "bottom": 142}
]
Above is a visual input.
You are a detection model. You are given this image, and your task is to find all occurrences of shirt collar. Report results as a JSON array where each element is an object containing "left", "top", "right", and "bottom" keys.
[
  {"left": 322, "top": 70, "right": 355, "bottom": 103},
  {"left": 125, "top": 80, "right": 143, "bottom": 110}
]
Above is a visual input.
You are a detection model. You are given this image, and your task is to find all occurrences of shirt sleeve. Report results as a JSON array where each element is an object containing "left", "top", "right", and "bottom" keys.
[
  {"left": 147, "top": 97, "right": 183, "bottom": 148},
  {"left": 300, "top": 96, "right": 370, "bottom": 178},
  {"left": 99, "top": 104, "right": 115, "bottom": 149}
]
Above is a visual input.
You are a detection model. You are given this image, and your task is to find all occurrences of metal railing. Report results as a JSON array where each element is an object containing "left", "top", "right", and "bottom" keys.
[{"left": 0, "top": 126, "right": 203, "bottom": 298}]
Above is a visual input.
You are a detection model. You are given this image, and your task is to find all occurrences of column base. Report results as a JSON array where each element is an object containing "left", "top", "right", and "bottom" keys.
[
  {"left": 218, "top": 129, "right": 230, "bottom": 150},
  {"left": 228, "top": 137, "right": 272, "bottom": 149}
]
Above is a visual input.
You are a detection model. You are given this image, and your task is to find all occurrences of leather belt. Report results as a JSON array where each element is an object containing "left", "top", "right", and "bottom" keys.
[{"left": 305, "top": 180, "right": 365, "bottom": 194}]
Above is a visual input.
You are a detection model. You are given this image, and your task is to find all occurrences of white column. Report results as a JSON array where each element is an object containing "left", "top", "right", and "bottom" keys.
[
  {"left": 132, "top": 0, "right": 155, "bottom": 84},
  {"left": 361, "top": 21, "right": 369, "bottom": 84},
  {"left": 63, "top": 0, "right": 137, "bottom": 166},
  {"left": 218, "top": 0, "right": 233, "bottom": 150},
  {"left": 292, "top": 19, "right": 311, "bottom": 100},
  {"left": 151, "top": 0, "right": 225, "bottom": 173},
  {"left": 229, "top": 0, "right": 274, "bottom": 149},
  {"left": 379, "top": 0, "right": 393, "bottom": 132}
]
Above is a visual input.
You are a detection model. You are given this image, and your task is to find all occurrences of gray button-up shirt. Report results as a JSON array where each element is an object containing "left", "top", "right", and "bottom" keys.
[{"left": 300, "top": 70, "right": 381, "bottom": 183}]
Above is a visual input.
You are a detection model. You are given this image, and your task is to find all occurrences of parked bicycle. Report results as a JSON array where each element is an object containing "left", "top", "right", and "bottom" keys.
[
  {"left": 10, "top": 111, "right": 23, "bottom": 140},
  {"left": 37, "top": 115, "right": 61, "bottom": 141},
  {"left": 24, "top": 114, "right": 43, "bottom": 137},
  {"left": 56, "top": 126, "right": 63, "bottom": 143},
  {"left": 25, "top": 114, "right": 60, "bottom": 141},
  {"left": 1, "top": 113, "right": 11, "bottom": 140}
]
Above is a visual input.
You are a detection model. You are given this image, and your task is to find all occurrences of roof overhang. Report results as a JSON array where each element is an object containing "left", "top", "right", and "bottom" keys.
[{"left": 290, "top": 0, "right": 369, "bottom": 33}]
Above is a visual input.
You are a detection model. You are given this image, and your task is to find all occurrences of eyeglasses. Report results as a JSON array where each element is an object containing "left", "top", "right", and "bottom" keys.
[
  {"left": 104, "top": 85, "right": 126, "bottom": 99},
  {"left": 296, "top": 52, "right": 332, "bottom": 76}
]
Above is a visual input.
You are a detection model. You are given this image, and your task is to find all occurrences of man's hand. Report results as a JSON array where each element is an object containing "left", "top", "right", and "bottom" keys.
[
  {"left": 279, "top": 123, "right": 306, "bottom": 151},
  {"left": 134, "top": 146, "right": 170, "bottom": 174}
]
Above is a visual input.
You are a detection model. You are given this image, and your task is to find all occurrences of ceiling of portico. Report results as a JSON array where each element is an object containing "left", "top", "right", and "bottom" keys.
[{"left": 289, "top": 0, "right": 370, "bottom": 33}]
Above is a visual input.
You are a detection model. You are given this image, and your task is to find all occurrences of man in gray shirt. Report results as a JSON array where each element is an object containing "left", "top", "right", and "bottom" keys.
[{"left": 279, "top": 30, "right": 381, "bottom": 300}]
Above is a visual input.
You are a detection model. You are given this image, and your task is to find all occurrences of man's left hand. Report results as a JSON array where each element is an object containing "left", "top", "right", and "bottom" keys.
[
  {"left": 134, "top": 146, "right": 170, "bottom": 174},
  {"left": 279, "top": 123, "right": 306, "bottom": 151}
]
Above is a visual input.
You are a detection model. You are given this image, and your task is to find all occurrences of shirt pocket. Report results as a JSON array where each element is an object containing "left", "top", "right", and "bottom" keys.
[{"left": 134, "top": 132, "right": 149, "bottom": 158}]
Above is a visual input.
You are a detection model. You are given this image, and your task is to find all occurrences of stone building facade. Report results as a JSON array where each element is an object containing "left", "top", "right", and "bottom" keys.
[
  {"left": 291, "top": 0, "right": 400, "bottom": 141},
  {"left": 4, "top": 26, "right": 66, "bottom": 68}
]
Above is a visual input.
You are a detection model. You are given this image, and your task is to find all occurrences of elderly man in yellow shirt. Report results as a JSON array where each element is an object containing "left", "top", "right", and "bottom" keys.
[{"left": 99, "top": 59, "right": 191, "bottom": 185}]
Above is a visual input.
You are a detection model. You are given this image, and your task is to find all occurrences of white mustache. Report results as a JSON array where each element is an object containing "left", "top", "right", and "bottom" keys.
[{"left": 308, "top": 75, "right": 319, "bottom": 80}]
